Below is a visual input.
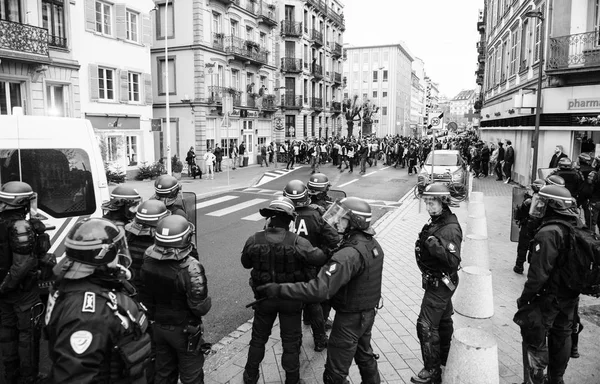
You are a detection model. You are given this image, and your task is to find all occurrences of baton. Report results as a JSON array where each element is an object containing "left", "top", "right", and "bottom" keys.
[{"left": 245, "top": 297, "right": 267, "bottom": 308}]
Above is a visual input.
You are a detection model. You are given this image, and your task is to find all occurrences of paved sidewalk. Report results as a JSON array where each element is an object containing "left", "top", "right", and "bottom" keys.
[{"left": 201, "top": 176, "right": 600, "bottom": 384}]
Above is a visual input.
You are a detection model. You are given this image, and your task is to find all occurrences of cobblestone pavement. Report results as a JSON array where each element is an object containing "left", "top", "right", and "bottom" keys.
[{"left": 201, "top": 176, "right": 600, "bottom": 384}]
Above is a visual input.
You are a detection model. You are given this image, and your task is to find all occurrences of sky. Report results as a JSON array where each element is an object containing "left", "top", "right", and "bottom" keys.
[{"left": 341, "top": 0, "right": 484, "bottom": 98}]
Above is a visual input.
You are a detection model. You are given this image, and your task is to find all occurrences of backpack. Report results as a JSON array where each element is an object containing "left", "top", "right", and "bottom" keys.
[{"left": 540, "top": 219, "right": 600, "bottom": 296}]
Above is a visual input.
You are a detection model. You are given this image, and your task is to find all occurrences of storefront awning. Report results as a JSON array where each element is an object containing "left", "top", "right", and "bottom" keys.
[{"left": 86, "top": 114, "right": 140, "bottom": 130}]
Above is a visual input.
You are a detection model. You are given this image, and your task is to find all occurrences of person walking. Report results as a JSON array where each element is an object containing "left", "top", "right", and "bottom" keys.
[
  {"left": 241, "top": 197, "right": 327, "bottom": 384},
  {"left": 231, "top": 144, "right": 239, "bottom": 170},
  {"left": 204, "top": 149, "right": 216, "bottom": 180},
  {"left": 268, "top": 142, "right": 275, "bottom": 165},
  {"left": 214, "top": 144, "right": 223, "bottom": 172},
  {"left": 239, "top": 141, "right": 246, "bottom": 168},
  {"left": 259, "top": 144, "right": 269, "bottom": 167},
  {"left": 257, "top": 197, "right": 384, "bottom": 384},
  {"left": 140, "top": 215, "right": 212, "bottom": 384},
  {"left": 45, "top": 218, "right": 151, "bottom": 383},
  {"left": 286, "top": 141, "right": 296, "bottom": 170},
  {"left": 504, "top": 140, "right": 515, "bottom": 183},
  {"left": 412, "top": 184, "right": 462, "bottom": 384}
]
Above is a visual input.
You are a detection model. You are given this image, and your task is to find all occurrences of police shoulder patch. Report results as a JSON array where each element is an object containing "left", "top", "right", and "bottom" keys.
[
  {"left": 325, "top": 263, "right": 339, "bottom": 276},
  {"left": 82, "top": 292, "right": 96, "bottom": 313},
  {"left": 70, "top": 330, "right": 93, "bottom": 354},
  {"left": 447, "top": 243, "right": 456, "bottom": 253},
  {"left": 534, "top": 243, "right": 541, "bottom": 252}
]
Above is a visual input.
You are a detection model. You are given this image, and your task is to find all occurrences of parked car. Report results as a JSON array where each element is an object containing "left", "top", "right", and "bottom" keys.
[{"left": 418, "top": 149, "right": 468, "bottom": 187}]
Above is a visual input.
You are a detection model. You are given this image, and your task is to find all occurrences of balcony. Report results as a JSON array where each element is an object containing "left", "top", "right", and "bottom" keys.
[
  {"left": 261, "top": 95, "right": 277, "bottom": 111},
  {"left": 476, "top": 41, "right": 485, "bottom": 54},
  {"left": 212, "top": 33, "right": 225, "bottom": 51},
  {"left": 477, "top": 20, "right": 485, "bottom": 32},
  {"left": 245, "top": 0, "right": 257, "bottom": 14},
  {"left": 224, "top": 36, "right": 268, "bottom": 65},
  {"left": 0, "top": 20, "right": 50, "bottom": 62},
  {"left": 331, "top": 42, "right": 342, "bottom": 58},
  {"left": 281, "top": 95, "right": 303, "bottom": 109},
  {"left": 478, "top": 53, "right": 485, "bottom": 63},
  {"left": 311, "top": 29, "right": 323, "bottom": 46},
  {"left": 48, "top": 35, "right": 67, "bottom": 49},
  {"left": 548, "top": 30, "right": 600, "bottom": 72},
  {"left": 310, "top": 97, "right": 323, "bottom": 111},
  {"left": 258, "top": 4, "right": 277, "bottom": 27},
  {"left": 281, "top": 57, "right": 303, "bottom": 73},
  {"left": 333, "top": 72, "right": 342, "bottom": 85},
  {"left": 232, "top": 94, "right": 242, "bottom": 107},
  {"left": 212, "top": 0, "right": 236, "bottom": 4},
  {"left": 311, "top": 63, "right": 323, "bottom": 79},
  {"left": 281, "top": 21, "right": 302, "bottom": 38},
  {"left": 246, "top": 94, "right": 256, "bottom": 108},
  {"left": 331, "top": 101, "right": 341, "bottom": 113}
]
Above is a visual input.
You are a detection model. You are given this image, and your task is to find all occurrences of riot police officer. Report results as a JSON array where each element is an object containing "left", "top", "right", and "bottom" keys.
[
  {"left": 0, "top": 181, "right": 49, "bottom": 384},
  {"left": 125, "top": 200, "right": 171, "bottom": 292},
  {"left": 283, "top": 180, "right": 339, "bottom": 351},
  {"left": 151, "top": 175, "right": 188, "bottom": 219},
  {"left": 549, "top": 158, "right": 583, "bottom": 199},
  {"left": 45, "top": 217, "right": 151, "bottom": 383},
  {"left": 516, "top": 185, "right": 581, "bottom": 384},
  {"left": 513, "top": 178, "right": 545, "bottom": 274},
  {"left": 241, "top": 197, "right": 327, "bottom": 384},
  {"left": 412, "top": 184, "right": 462, "bottom": 384},
  {"left": 139, "top": 215, "right": 211, "bottom": 384},
  {"left": 578, "top": 153, "right": 595, "bottom": 179},
  {"left": 257, "top": 197, "right": 384, "bottom": 384},
  {"left": 307, "top": 173, "right": 334, "bottom": 212},
  {"left": 102, "top": 184, "right": 143, "bottom": 226}
]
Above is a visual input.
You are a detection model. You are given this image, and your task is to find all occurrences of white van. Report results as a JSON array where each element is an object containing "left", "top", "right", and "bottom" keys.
[{"left": 0, "top": 113, "right": 110, "bottom": 272}]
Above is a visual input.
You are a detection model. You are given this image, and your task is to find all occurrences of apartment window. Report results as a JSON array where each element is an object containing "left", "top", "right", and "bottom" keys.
[
  {"left": 259, "top": 32, "right": 266, "bottom": 48},
  {"left": 157, "top": 57, "right": 175, "bottom": 95},
  {"left": 520, "top": 19, "right": 530, "bottom": 70},
  {"left": 95, "top": 1, "right": 112, "bottom": 35},
  {"left": 372, "top": 70, "right": 378, "bottom": 82},
  {"left": 382, "top": 70, "right": 388, "bottom": 82},
  {"left": 373, "top": 91, "right": 377, "bottom": 98},
  {"left": 46, "top": 84, "right": 66, "bottom": 116},
  {"left": 0, "top": 81, "right": 21, "bottom": 115},
  {"left": 98, "top": 67, "right": 115, "bottom": 100},
  {"left": 286, "top": 115, "right": 296, "bottom": 137},
  {"left": 509, "top": 27, "right": 519, "bottom": 76},
  {"left": 126, "top": 136, "right": 138, "bottom": 165},
  {"left": 156, "top": 2, "right": 174, "bottom": 38},
  {"left": 303, "top": 115, "right": 307, "bottom": 137},
  {"left": 231, "top": 69, "right": 240, "bottom": 90},
  {"left": 128, "top": 72, "right": 140, "bottom": 102},
  {"left": 230, "top": 20, "right": 238, "bottom": 37},
  {"left": 107, "top": 137, "right": 119, "bottom": 162},
  {"left": 495, "top": 45, "right": 501, "bottom": 84},
  {"left": 212, "top": 12, "right": 221, "bottom": 34},
  {"left": 596, "top": 0, "right": 600, "bottom": 45},
  {"left": 383, "top": 52, "right": 389, "bottom": 62},
  {"left": 0, "top": 0, "right": 22, "bottom": 21},
  {"left": 125, "top": 10, "right": 139, "bottom": 42},
  {"left": 534, "top": 6, "right": 544, "bottom": 62},
  {"left": 383, "top": 91, "right": 387, "bottom": 98},
  {"left": 353, "top": 52, "right": 359, "bottom": 63},
  {"left": 206, "top": 139, "right": 215, "bottom": 152},
  {"left": 362, "top": 52, "right": 369, "bottom": 62},
  {"left": 362, "top": 93, "right": 367, "bottom": 99},
  {"left": 382, "top": 106, "right": 387, "bottom": 115},
  {"left": 363, "top": 70, "right": 368, "bottom": 80},
  {"left": 373, "top": 52, "right": 379, "bottom": 63},
  {"left": 42, "top": 0, "right": 66, "bottom": 48},
  {"left": 500, "top": 39, "right": 508, "bottom": 82},
  {"left": 246, "top": 26, "right": 253, "bottom": 41}
]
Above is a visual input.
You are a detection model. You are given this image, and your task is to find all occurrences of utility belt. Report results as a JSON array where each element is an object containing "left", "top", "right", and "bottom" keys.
[
  {"left": 421, "top": 271, "right": 457, "bottom": 291},
  {"left": 155, "top": 321, "right": 212, "bottom": 356}
]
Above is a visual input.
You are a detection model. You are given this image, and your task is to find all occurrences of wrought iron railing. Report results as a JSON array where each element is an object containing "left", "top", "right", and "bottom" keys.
[
  {"left": 0, "top": 19, "right": 49, "bottom": 56},
  {"left": 311, "top": 63, "right": 323, "bottom": 78},
  {"left": 311, "top": 29, "right": 323, "bottom": 45},
  {"left": 282, "top": 95, "right": 303, "bottom": 108},
  {"left": 331, "top": 42, "right": 342, "bottom": 57},
  {"left": 48, "top": 35, "right": 67, "bottom": 48},
  {"left": 212, "top": 33, "right": 225, "bottom": 51},
  {"left": 548, "top": 30, "right": 600, "bottom": 70},
  {"left": 208, "top": 95, "right": 223, "bottom": 104},
  {"left": 310, "top": 97, "right": 323, "bottom": 109},
  {"left": 224, "top": 35, "right": 268, "bottom": 64},
  {"left": 281, "top": 57, "right": 302, "bottom": 72},
  {"left": 233, "top": 95, "right": 242, "bottom": 107},
  {"left": 334, "top": 72, "right": 342, "bottom": 83},
  {"left": 281, "top": 21, "right": 302, "bottom": 37},
  {"left": 331, "top": 101, "right": 341, "bottom": 112},
  {"left": 258, "top": 3, "right": 277, "bottom": 24},
  {"left": 261, "top": 96, "right": 277, "bottom": 110}
]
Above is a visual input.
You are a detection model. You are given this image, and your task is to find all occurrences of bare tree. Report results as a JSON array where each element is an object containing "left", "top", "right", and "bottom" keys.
[
  {"left": 361, "top": 99, "right": 379, "bottom": 136},
  {"left": 342, "top": 94, "right": 362, "bottom": 137}
]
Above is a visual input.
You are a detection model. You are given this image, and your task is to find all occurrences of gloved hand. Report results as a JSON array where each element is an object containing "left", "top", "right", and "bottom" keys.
[
  {"left": 424, "top": 235, "right": 441, "bottom": 250},
  {"left": 256, "top": 283, "right": 281, "bottom": 299}
]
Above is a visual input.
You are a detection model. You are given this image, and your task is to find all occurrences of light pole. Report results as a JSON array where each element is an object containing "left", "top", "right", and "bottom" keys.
[{"left": 525, "top": 10, "right": 545, "bottom": 182}]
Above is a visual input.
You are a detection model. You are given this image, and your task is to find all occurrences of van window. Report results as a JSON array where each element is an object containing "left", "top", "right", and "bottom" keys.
[{"left": 0, "top": 148, "right": 96, "bottom": 218}]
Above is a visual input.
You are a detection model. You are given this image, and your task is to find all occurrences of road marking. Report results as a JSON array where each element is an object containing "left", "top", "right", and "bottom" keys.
[
  {"left": 206, "top": 198, "right": 268, "bottom": 217},
  {"left": 338, "top": 179, "right": 359, "bottom": 188},
  {"left": 242, "top": 212, "right": 264, "bottom": 221},
  {"left": 363, "top": 171, "right": 377, "bottom": 177},
  {"left": 196, "top": 195, "right": 239, "bottom": 210},
  {"left": 380, "top": 166, "right": 390, "bottom": 171}
]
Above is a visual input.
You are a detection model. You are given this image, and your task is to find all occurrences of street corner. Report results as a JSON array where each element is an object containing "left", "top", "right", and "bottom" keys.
[{"left": 253, "top": 165, "right": 305, "bottom": 187}]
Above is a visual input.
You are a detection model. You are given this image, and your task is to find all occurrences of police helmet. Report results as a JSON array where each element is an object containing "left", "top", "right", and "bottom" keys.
[
  {"left": 154, "top": 215, "right": 194, "bottom": 249},
  {"left": 557, "top": 157, "right": 572, "bottom": 170},
  {"left": 102, "top": 185, "right": 142, "bottom": 214},
  {"left": 134, "top": 200, "right": 171, "bottom": 227},
  {"left": 545, "top": 174, "right": 565, "bottom": 186},
  {"left": 578, "top": 153, "right": 592, "bottom": 165},
  {"left": 0, "top": 181, "right": 36, "bottom": 210},
  {"left": 529, "top": 185, "right": 575, "bottom": 219},
  {"left": 307, "top": 173, "right": 331, "bottom": 194},
  {"left": 283, "top": 180, "right": 310, "bottom": 207},
  {"left": 323, "top": 197, "right": 373, "bottom": 235},
  {"left": 64, "top": 218, "right": 128, "bottom": 266},
  {"left": 531, "top": 178, "right": 545, "bottom": 193},
  {"left": 154, "top": 175, "right": 181, "bottom": 199},
  {"left": 259, "top": 197, "right": 296, "bottom": 219},
  {"left": 421, "top": 183, "right": 452, "bottom": 206}
]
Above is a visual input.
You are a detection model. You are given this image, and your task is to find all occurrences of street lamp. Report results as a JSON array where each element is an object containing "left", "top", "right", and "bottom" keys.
[{"left": 525, "top": 10, "right": 545, "bottom": 182}]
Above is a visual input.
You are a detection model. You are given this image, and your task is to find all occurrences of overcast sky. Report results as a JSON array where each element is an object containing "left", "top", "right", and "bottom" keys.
[{"left": 342, "top": 0, "right": 484, "bottom": 98}]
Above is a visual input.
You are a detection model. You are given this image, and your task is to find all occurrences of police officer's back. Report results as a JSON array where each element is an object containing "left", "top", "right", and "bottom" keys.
[
  {"left": 513, "top": 179, "right": 545, "bottom": 274},
  {"left": 307, "top": 173, "right": 335, "bottom": 213},
  {"left": 241, "top": 197, "right": 326, "bottom": 384},
  {"left": 257, "top": 197, "right": 384, "bottom": 384},
  {"left": 45, "top": 218, "right": 151, "bottom": 383},
  {"left": 139, "top": 215, "right": 211, "bottom": 384},
  {"left": 102, "top": 184, "right": 142, "bottom": 227},
  {"left": 552, "top": 158, "right": 583, "bottom": 198},
  {"left": 151, "top": 175, "right": 188, "bottom": 219}
]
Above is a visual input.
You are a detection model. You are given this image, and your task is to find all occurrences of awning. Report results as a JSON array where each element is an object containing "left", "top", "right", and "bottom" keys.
[{"left": 85, "top": 114, "right": 140, "bottom": 130}]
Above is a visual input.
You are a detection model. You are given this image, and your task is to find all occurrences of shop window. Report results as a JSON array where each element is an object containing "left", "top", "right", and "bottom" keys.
[{"left": 0, "top": 81, "right": 22, "bottom": 115}]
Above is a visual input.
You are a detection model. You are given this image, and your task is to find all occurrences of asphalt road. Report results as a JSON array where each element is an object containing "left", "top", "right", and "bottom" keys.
[{"left": 199, "top": 161, "right": 417, "bottom": 344}]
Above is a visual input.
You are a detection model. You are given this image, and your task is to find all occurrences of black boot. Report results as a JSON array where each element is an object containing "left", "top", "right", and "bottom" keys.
[
  {"left": 243, "top": 370, "right": 259, "bottom": 384},
  {"left": 529, "top": 368, "right": 545, "bottom": 384},
  {"left": 314, "top": 335, "right": 328, "bottom": 352},
  {"left": 571, "top": 322, "right": 583, "bottom": 358},
  {"left": 513, "top": 262, "right": 524, "bottom": 274},
  {"left": 410, "top": 368, "right": 441, "bottom": 384}
]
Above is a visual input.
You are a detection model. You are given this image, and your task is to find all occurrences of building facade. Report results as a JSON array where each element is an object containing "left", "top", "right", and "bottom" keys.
[
  {"left": 152, "top": 0, "right": 280, "bottom": 167},
  {"left": 278, "top": 0, "right": 345, "bottom": 141},
  {"left": 424, "top": 76, "right": 440, "bottom": 133},
  {"left": 449, "top": 89, "right": 477, "bottom": 129},
  {"left": 410, "top": 57, "right": 427, "bottom": 137},
  {"left": 479, "top": 0, "right": 600, "bottom": 185},
  {"left": 342, "top": 43, "right": 413, "bottom": 137}
]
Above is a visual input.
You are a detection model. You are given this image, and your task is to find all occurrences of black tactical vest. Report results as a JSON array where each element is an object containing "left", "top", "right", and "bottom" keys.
[
  {"left": 247, "top": 231, "right": 305, "bottom": 286},
  {"left": 331, "top": 232, "right": 384, "bottom": 312},
  {"left": 556, "top": 169, "right": 581, "bottom": 197},
  {"left": 417, "top": 211, "right": 460, "bottom": 276},
  {"left": 294, "top": 207, "right": 322, "bottom": 247},
  {"left": 141, "top": 257, "right": 194, "bottom": 325},
  {"left": 126, "top": 232, "right": 154, "bottom": 292}
]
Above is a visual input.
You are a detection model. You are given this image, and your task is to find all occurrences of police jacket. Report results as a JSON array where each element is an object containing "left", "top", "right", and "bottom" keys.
[
  {"left": 0, "top": 210, "right": 39, "bottom": 293},
  {"left": 278, "top": 230, "right": 384, "bottom": 312},
  {"left": 150, "top": 194, "right": 188, "bottom": 220},
  {"left": 241, "top": 227, "right": 326, "bottom": 289},
  {"left": 553, "top": 169, "right": 584, "bottom": 197},
  {"left": 124, "top": 224, "right": 155, "bottom": 293},
  {"left": 518, "top": 212, "right": 580, "bottom": 304},
  {"left": 139, "top": 245, "right": 211, "bottom": 325},
  {"left": 294, "top": 206, "right": 340, "bottom": 252},
  {"left": 45, "top": 275, "right": 151, "bottom": 384},
  {"left": 415, "top": 208, "right": 462, "bottom": 277}
]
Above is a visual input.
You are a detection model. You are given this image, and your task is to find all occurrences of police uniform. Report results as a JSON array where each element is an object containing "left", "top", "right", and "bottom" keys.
[
  {"left": 413, "top": 206, "right": 462, "bottom": 383},
  {"left": 550, "top": 168, "right": 583, "bottom": 199},
  {"left": 150, "top": 194, "right": 187, "bottom": 219},
  {"left": 102, "top": 185, "right": 142, "bottom": 227},
  {"left": 139, "top": 215, "right": 211, "bottom": 384}
]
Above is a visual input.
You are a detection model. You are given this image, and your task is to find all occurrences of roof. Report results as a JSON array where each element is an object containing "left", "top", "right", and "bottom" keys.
[
  {"left": 344, "top": 43, "right": 413, "bottom": 62},
  {"left": 452, "top": 90, "right": 476, "bottom": 101}
]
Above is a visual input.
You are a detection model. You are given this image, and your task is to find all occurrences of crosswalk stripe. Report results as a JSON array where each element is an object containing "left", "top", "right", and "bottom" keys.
[
  {"left": 242, "top": 212, "right": 264, "bottom": 221},
  {"left": 338, "top": 179, "right": 358, "bottom": 188},
  {"left": 363, "top": 171, "right": 377, "bottom": 177},
  {"left": 380, "top": 166, "right": 391, "bottom": 171},
  {"left": 196, "top": 195, "right": 239, "bottom": 209},
  {"left": 264, "top": 173, "right": 279, "bottom": 177},
  {"left": 206, "top": 198, "right": 268, "bottom": 217}
]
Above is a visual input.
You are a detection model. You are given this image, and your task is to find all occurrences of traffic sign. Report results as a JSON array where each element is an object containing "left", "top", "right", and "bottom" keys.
[{"left": 430, "top": 111, "right": 444, "bottom": 130}]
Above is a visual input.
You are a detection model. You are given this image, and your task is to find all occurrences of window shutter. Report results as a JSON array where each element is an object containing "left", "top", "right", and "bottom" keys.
[
  {"left": 116, "top": 4, "right": 127, "bottom": 40},
  {"left": 144, "top": 73, "right": 153, "bottom": 105},
  {"left": 89, "top": 64, "right": 99, "bottom": 101},
  {"left": 120, "top": 70, "right": 129, "bottom": 103},
  {"left": 142, "top": 14, "right": 152, "bottom": 47},
  {"left": 85, "top": 0, "right": 96, "bottom": 32}
]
